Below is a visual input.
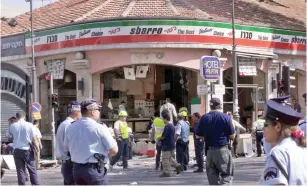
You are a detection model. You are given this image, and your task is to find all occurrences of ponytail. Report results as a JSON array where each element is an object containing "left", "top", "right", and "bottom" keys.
[{"left": 280, "top": 125, "right": 306, "bottom": 148}]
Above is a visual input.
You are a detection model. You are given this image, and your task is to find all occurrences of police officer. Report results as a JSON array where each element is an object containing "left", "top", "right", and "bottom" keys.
[
  {"left": 260, "top": 96, "right": 307, "bottom": 185},
  {"left": 151, "top": 112, "right": 165, "bottom": 170},
  {"left": 110, "top": 110, "right": 130, "bottom": 169},
  {"left": 175, "top": 111, "right": 190, "bottom": 171},
  {"left": 252, "top": 114, "right": 265, "bottom": 157},
  {"left": 56, "top": 101, "right": 81, "bottom": 185},
  {"left": 195, "top": 98, "right": 235, "bottom": 185},
  {"left": 64, "top": 99, "right": 118, "bottom": 185},
  {"left": 192, "top": 112, "right": 204, "bottom": 173},
  {"left": 8, "top": 112, "right": 40, "bottom": 185}
]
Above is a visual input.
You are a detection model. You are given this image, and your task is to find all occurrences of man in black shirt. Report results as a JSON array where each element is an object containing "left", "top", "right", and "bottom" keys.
[{"left": 158, "top": 110, "right": 182, "bottom": 177}]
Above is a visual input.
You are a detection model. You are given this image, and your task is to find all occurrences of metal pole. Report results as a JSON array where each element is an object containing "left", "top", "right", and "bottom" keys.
[
  {"left": 30, "top": 0, "right": 37, "bottom": 103},
  {"left": 50, "top": 75, "right": 56, "bottom": 160},
  {"left": 232, "top": 0, "right": 240, "bottom": 122}
]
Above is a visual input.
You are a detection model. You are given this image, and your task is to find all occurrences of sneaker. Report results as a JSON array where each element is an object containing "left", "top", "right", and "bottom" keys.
[
  {"left": 159, "top": 172, "right": 171, "bottom": 177},
  {"left": 175, "top": 165, "right": 182, "bottom": 175},
  {"left": 193, "top": 168, "right": 204, "bottom": 173}
]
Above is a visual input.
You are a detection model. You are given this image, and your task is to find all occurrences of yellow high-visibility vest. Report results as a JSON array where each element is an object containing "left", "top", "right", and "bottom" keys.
[
  {"left": 119, "top": 121, "right": 129, "bottom": 139},
  {"left": 153, "top": 117, "right": 165, "bottom": 139}
]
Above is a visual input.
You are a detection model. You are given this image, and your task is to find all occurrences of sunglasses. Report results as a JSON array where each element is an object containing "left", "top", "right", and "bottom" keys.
[{"left": 263, "top": 121, "right": 276, "bottom": 128}]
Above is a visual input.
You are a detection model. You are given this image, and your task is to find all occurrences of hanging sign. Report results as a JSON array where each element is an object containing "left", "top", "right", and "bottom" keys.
[{"left": 200, "top": 56, "right": 221, "bottom": 81}]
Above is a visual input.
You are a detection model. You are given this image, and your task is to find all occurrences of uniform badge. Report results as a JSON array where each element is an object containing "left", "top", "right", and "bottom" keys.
[{"left": 264, "top": 167, "right": 278, "bottom": 180}]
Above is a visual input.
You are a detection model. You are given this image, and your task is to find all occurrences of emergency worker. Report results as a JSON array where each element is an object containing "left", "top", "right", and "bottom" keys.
[
  {"left": 110, "top": 110, "right": 130, "bottom": 169},
  {"left": 195, "top": 98, "right": 235, "bottom": 185},
  {"left": 8, "top": 112, "right": 40, "bottom": 185},
  {"left": 151, "top": 112, "right": 165, "bottom": 170},
  {"left": 252, "top": 114, "right": 265, "bottom": 157},
  {"left": 192, "top": 112, "right": 204, "bottom": 173},
  {"left": 260, "top": 96, "right": 307, "bottom": 185},
  {"left": 56, "top": 101, "right": 81, "bottom": 185},
  {"left": 64, "top": 99, "right": 118, "bottom": 185},
  {"left": 175, "top": 111, "right": 190, "bottom": 171}
]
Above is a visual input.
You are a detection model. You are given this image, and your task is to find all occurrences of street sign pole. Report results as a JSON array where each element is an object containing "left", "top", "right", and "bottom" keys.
[{"left": 49, "top": 74, "right": 56, "bottom": 161}]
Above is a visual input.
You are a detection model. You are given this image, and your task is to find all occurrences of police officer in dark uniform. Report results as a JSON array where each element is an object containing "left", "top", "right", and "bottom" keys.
[
  {"left": 195, "top": 98, "right": 235, "bottom": 185},
  {"left": 64, "top": 99, "right": 118, "bottom": 185}
]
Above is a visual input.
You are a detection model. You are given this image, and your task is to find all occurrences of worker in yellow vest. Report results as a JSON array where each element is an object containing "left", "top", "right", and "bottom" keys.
[
  {"left": 252, "top": 114, "right": 265, "bottom": 157},
  {"left": 151, "top": 112, "right": 165, "bottom": 170},
  {"left": 110, "top": 110, "right": 129, "bottom": 169}
]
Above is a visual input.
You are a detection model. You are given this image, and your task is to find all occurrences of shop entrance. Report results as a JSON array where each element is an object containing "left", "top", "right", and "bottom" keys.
[
  {"left": 100, "top": 64, "right": 197, "bottom": 133},
  {"left": 53, "top": 70, "right": 77, "bottom": 131},
  {"left": 223, "top": 68, "right": 266, "bottom": 132}
]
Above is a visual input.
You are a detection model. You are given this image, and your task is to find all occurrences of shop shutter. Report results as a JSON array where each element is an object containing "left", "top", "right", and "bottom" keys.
[{"left": 1, "top": 100, "right": 22, "bottom": 142}]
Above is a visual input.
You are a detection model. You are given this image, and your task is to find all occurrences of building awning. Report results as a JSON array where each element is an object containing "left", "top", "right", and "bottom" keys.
[{"left": 225, "top": 47, "right": 279, "bottom": 59}]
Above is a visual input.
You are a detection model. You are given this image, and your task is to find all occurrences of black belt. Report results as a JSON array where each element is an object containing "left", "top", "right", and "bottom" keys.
[
  {"left": 208, "top": 145, "right": 228, "bottom": 150},
  {"left": 73, "top": 162, "right": 107, "bottom": 177}
]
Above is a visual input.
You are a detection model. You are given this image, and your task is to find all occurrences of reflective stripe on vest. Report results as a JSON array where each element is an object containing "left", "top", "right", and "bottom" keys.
[
  {"left": 153, "top": 118, "right": 165, "bottom": 139},
  {"left": 120, "top": 121, "right": 129, "bottom": 139}
]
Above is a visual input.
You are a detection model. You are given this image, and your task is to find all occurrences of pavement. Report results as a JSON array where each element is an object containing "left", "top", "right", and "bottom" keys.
[{"left": 1, "top": 155, "right": 266, "bottom": 185}]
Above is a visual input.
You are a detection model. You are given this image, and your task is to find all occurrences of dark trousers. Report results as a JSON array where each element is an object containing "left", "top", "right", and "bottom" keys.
[
  {"left": 13, "top": 148, "right": 39, "bottom": 185},
  {"left": 206, "top": 146, "right": 234, "bottom": 185},
  {"left": 256, "top": 132, "right": 264, "bottom": 155},
  {"left": 176, "top": 139, "right": 189, "bottom": 169},
  {"left": 61, "top": 161, "right": 74, "bottom": 185},
  {"left": 73, "top": 163, "right": 108, "bottom": 185},
  {"left": 110, "top": 139, "right": 128, "bottom": 168},
  {"left": 155, "top": 142, "right": 162, "bottom": 169},
  {"left": 194, "top": 136, "right": 204, "bottom": 169}
]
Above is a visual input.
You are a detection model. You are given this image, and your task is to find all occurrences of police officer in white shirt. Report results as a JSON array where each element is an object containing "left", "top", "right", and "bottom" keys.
[
  {"left": 160, "top": 98, "right": 177, "bottom": 124},
  {"left": 64, "top": 99, "right": 118, "bottom": 185},
  {"left": 260, "top": 96, "right": 307, "bottom": 185},
  {"left": 8, "top": 112, "right": 40, "bottom": 185},
  {"left": 56, "top": 101, "right": 81, "bottom": 185}
]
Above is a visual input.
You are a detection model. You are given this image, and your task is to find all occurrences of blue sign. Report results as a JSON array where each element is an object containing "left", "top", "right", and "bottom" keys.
[
  {"left": 31, "top": 102, "right": 42, "bottom": 113},
  {"left": 200, "top": 56, "right": 221, "bottom": 81}
]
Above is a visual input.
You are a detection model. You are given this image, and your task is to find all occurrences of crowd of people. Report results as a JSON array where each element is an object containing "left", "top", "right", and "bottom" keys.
[{"left": 1, "top": 94, "right": 307, "bottom": 185}]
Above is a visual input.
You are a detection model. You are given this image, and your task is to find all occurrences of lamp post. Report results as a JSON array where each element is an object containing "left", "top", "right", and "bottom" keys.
[
  {"left": 2, "top": 0, "right": 37, "bottom": 104},
  {"left": 232, "top": 0, "right": 240, "bottom": 122}
]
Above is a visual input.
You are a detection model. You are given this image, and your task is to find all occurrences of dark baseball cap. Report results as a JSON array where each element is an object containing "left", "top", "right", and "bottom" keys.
[
  {"left": 81, "top": 99, "right": 102, "bottom": 111},
  {"left": 210, "top": 98, "right": 221, "bottom": 107},
  {"left": 68, "top": 101, "right": 81, "bottom": 111}
]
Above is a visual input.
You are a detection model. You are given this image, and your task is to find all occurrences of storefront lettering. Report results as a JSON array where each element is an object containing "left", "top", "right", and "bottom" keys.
[
  {"left": 291, "top": 36, "right": 306, "bottom": 44},
  {"left": 1, "top": 77, "right": 26, "bottom": 98},
  {"left": 164, "top": 26, "right": 177, "bottom": 33},
  {"left": 79, "top": 30, "right": 91, "bottom": 38},
  {"left": 91, "top": 31, "right": 104, "bottom": 36},
  {"left": 177, "top": 29, "right": 195, "bottom": 34},
  {"left": 258, "top": 35, "right": 268, "bottom": 41},
  {"left": 240, "top": 31, "right": 253, "bottom": 39},
  {"left": 65, "top": 34, "right": 77, "bottom": 40},
  {"left": 213, "top": 31, "right": 224, "bottom": 36},
  {"left": 109, "top": 28, "right": 120, "bottom": 34},
  {"left": 2, "top": 41, "right": 23, "bottom": 50},
  {"left": 47, "top": 35, "right": 58, "bottom": 43},
  {"left": 130, "top": 26, "right": 163, "bottom": 35},
  {"left": 281, "top": 38, "right": 289, "bottom": 42},
  {"left": 272, "top": 35, "right": 281, "bottom": 40},
  {"left": 199, "top": 28, "right": 213, "bottom": 34}
]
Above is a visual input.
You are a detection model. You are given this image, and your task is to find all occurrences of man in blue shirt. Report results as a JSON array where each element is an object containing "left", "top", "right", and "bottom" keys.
[
  {"left": 195, "top": 98, "right": 235, "bottom": 185},
  {"left": 64, "top": 99, "right": 118, "bottom": 185},
  {"left": 56, "top": 101, "right": 81, "bottom": 185},
  {"left": 175, "top": 111, "right": 190, "bottom": 171},
  {"left": 158, "top": 109, "right": 182, "bottom": 177},
  {"left": 8, "top": 112, "right": 40, "bottom": 185},
  {"left": 192, "top": 112, "right": 204, "bottom": 173}
]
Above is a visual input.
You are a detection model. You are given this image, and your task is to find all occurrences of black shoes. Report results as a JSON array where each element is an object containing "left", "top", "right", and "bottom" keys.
[{"left": 193, "top": 168, "right": 204, "bottom": 173}]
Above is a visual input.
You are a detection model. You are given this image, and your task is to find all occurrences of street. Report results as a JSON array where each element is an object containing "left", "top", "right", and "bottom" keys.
[{"left": 1, "top": 155, "right": 265, "bottom": 185}]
